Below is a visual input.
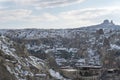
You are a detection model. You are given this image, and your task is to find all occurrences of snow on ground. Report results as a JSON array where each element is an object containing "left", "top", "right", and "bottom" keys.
[
  {"left": 26, "top": 44, "right": 48, "bottom": 52},
  {"left": 61, "top": 69, "right": 78, "bottom": 72},
  {"left": 0, "top": 36, "right": 18, "bottom": 59},
  {"left": 111, "top": 44, "right": 120, "bottom": 50},
  {"left": 29, "top": 56, "right": 45, "bottom": 67},
  {"left": 35, "top": 74, "right": 46, "bottom": 77},
  {"left": 87, "top": 49, "right": 100, "bottom": 65},
  {"left": 75, "top": 59, "right": 85, "bottom": 66},
  {"left": 56, "top": 58, "right": 67, "bottom": 66},
  {"left": 49, "top": 69, "right": 67, "bottom": 80}
]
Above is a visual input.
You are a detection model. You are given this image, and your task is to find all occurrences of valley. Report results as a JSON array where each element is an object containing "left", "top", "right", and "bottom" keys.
[{"left": 0, "top": 20, "right": 120, "bottom": 80}]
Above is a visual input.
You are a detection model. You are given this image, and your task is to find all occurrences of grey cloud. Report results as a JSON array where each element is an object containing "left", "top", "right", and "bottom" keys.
[{"left": 12, "top": 0, "right": 85, "bottom": 9}]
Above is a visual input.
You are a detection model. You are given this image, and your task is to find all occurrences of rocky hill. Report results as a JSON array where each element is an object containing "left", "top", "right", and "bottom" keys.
[
  {"left": 0, "top": 20, "right": 120, "bottom": 77},
  {"left": 0, "top": 35, "right": 67, "bottom": 80}
]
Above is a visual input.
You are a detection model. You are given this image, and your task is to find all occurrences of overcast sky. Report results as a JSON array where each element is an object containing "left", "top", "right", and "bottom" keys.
[{"left": 0, "top": 0, "right": 120, "bottom": 29}]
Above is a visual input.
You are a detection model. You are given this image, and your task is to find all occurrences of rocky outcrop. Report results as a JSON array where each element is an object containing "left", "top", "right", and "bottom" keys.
[
  {"left": 103, "top": 37, "right": 110, "bottom": 47},
  {"left": 0, "top": 35, "right": 66, "bottom": 80}
]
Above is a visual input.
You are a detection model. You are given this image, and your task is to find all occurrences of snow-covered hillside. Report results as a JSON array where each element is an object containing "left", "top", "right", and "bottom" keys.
[
  {"left": 0, "top": 19, "right": 120, "bottom": 71},
  {"left": 0, "top": 20, "right": 120, "bottom": 40}
]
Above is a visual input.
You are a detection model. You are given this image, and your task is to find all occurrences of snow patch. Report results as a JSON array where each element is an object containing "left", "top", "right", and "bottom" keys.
[
  {"left": 49, "top": 69, "right": 64, "bottom": 79},
  {"left": 111, "top": 44, "right": 120, "bottom": 50}
]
